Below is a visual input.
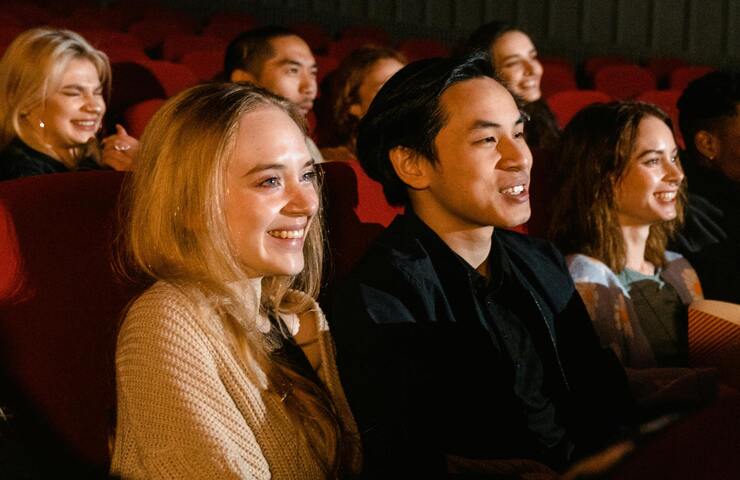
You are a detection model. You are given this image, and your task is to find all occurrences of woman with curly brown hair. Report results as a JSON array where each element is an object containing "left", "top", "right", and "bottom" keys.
[{"left": 550, "top": 101, "right": 703, "bottom": 368}]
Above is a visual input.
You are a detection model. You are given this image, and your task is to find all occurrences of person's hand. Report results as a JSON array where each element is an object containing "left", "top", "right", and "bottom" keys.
[{"left": 102, "top": 124, "right": 139, "bottom": 171}]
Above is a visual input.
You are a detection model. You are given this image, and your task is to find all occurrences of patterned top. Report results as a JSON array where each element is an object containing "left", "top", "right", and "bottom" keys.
[
  {"left": 110, "top": 282, "right": 361, "bottom": 479},
  {"left": 567, "top": 252, "right": 703, "bottom": 368}
]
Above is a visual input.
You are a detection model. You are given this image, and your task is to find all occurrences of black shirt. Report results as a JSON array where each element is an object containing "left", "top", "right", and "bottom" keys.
[
  {"left": 0, "top": 138, "right": 102, "bottom": 181},
  {"left": 463, "top": 239, "right": 566, "bottom": 458},
  {"left": 330, "top": 212, "right": 631, "bottom": 476}
]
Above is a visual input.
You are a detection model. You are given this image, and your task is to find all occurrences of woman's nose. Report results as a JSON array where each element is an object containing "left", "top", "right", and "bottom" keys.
[{"left": 284, "top": 182, "right": 319, "bottom": 217}]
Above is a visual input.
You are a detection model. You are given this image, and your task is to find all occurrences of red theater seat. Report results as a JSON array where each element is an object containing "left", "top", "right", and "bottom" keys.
[
  {"left": 541, "top": 63, "right": 578, "bottom": 99},
  {"left": 670, "top": 65, "right": 715, "bottom": 91},
  {"left": 141, "top": 60, "right": 199, "bottom": 97},
  {"left": 127, "top": 16, "right": 198, "bottom": 50},
  {"left": 547, "top": 89, "right": 613, "bottom": 128},
  {"left": 594, "top": 64, "right": 656, "bottom": 99},
  {"left": 123, "top": 98, "right": 166, "bottom": 138},
  {"left": 584, "top": 54, "right": 630, "bottom": 82},
  {"left": 162, "top": 34, "right": 228, "bottom": 63},
  {"left": 646, "top": 57, "right": 688, "bottom": 88},
  {"left": 320, "top": 161, "right": 402, "bottom": 289},
  {"left": 181, "top": 49, "right": 224, "bottom": 81},
  {"left": 0, "top": 171, "right": 137, "bottom": 476}
]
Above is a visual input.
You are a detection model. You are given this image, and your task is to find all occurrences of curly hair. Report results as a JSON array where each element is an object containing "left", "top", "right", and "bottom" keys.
[{"left": 549, "top": 101, "right": 686, "bottom": 272}]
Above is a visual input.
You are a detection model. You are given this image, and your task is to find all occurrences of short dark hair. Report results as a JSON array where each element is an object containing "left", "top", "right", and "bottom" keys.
[
  {"left": 356, "top": 51, "right": 495, "bottom": 206},
  {"left": 223, "top": 25, "right": 297, "bottom": 79},
  {"left": 677, "top": 71, "right": 740, "bottom": 154}
]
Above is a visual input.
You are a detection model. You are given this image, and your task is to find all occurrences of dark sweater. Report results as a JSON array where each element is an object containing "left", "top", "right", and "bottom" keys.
[{"left": 0, "top": 139, "right": 101, "bottom": 181}]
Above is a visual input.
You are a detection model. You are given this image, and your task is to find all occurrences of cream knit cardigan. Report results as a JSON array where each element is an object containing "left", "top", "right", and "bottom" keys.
[{"left": 110, "top": 282, "right": 361, "bottom": 479}]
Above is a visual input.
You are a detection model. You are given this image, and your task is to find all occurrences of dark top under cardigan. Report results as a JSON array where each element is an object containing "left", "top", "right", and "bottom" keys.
[{"left": 0, "top": 138, "right": 101, "bottom": 181}]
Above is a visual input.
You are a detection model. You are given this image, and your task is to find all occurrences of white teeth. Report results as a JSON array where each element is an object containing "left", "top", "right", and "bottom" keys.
[
  {"left": 74, "top": 120, "right": 96, "bottom": 127},
  {"left": 655, "top": 192, "right": 676, "bottom": 201},
  {"left": 267, "top": 229, "right": 304, "bottom": 239},
  {"left": 500, "top": 184, "right": 525, "bottom": 196}
]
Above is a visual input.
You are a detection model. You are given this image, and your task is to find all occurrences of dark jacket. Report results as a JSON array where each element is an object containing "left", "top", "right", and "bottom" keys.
[
  {"left": 329, "top": 213, "right": 632, "bottom": 477},
  {"left": 0, "top": 139, "right": 101, "bottom": 181},
  {"left": 673, "top": 159, "right": 740, "bottom": 304}
]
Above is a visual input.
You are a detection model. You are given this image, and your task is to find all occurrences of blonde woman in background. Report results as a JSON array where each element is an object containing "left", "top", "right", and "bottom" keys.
[
  {"left": 110, "top": 82, "right": 360, "bottom": 478},
  {"left": 0, "top": 28, "right": 136, "bottom": 180}
]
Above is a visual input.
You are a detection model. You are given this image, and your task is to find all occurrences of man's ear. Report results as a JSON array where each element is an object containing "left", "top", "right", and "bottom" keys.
[
  {"left": 694, "top": 130, "right": 720, "bottom": 161},
  {"left": 389, "top": 146, "right": 431, "bottom": 190},
  {"left": 230, "top": 68, "right": 258, "bottom": 84}
]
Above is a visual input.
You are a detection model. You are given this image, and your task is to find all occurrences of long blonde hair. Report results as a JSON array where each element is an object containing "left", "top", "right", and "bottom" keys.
[
  {"left": 120, "top": 82, "right": 351, "bottom": 477},
  {"left": 0, "top": 28, "right": 111, "bottom": 166}
]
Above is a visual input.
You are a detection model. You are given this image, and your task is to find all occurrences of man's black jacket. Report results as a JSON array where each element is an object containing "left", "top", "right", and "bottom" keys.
[{"left": 329, "top": 213, "right": 633, "bottom": 476}]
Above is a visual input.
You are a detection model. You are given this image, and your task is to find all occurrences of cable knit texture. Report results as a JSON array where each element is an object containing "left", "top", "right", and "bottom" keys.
[{"left": 110, "top": 281, "right": 360, "bottom": 479}]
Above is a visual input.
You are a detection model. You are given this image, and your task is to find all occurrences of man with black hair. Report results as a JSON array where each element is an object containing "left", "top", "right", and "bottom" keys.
[
  {"left": 329, "top": 53, "right": 632, "bottom": 477},
  {"left": 674, "top": 71, "right": 740, "bottom": 303},
  {"left": 224, "top": 26, "right": 323, "bottom": 160}
]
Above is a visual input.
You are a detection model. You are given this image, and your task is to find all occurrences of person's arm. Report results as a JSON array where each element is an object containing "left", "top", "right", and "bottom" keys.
[
  {"left": 113, "top": 288, "right": 270, "bottom": 479},
  {"left": 329, "top": 276, "right": 446, "bottom": 477},
  {"left": 548, "top": 249, "right": 636, "bottom": 451}
]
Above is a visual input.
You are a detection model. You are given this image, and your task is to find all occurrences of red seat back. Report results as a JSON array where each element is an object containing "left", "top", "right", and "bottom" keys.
[
  {"left": 546, "top": 89, "right": 613, "bottom": 128},
  {"left": 583, "top": 54, "right": 630, "bottom": 81},
  {"left": 162, "top": 33, "right": 228, "bottom": 63},
  {"left": 541, "top": 62, "right": 578, "bottom": 99},
  {"left": 320, "top": 161, "right": 402, "bottom": 288},
  {"left": 123, "top": 98, "right": 166, "bottom": 138},
  {"left": 181, "top": 49, "right": 225, "bottom": 82},
  {"left": 141, "top": 60, "right": 199, "bottom": 97},
  {"left": 646, "top": 57, "right": 688, "bottom": 87},
  {"left": 594, "top": 64, "right": 657, "bottom": 99},
  {"left": 0, "top": 171, "right": 137, "bottom": 474},
  {"left": 127, "top": 16, "right": 198, "bottom": 50},
  {"left": 670, "top": 65, "right": 716, "bottom": 91}
]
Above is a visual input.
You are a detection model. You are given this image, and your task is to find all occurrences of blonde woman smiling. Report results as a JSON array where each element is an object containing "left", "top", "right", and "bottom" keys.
[
  {"left": 0, "top": 28, "right": 136, "bottom": 180},
  {"left": 111, "top": 82, "right": 360, "bottom": 479}
]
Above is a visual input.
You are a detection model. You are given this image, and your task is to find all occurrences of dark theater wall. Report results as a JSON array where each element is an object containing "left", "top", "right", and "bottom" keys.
[{"left": 170, "top": 0, "right": 739, "bottom": 68}]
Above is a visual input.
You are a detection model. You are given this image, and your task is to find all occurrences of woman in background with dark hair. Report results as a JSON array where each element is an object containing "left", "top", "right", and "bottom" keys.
[
  {"left": 550, "top": 101, "right": 702, "bottom": 369},
  {"left": 464, "top": 22, "right": 560, "bottom": 150},
  {"left": 321, "top": 46, "right": 405, "bottom": 163}
]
